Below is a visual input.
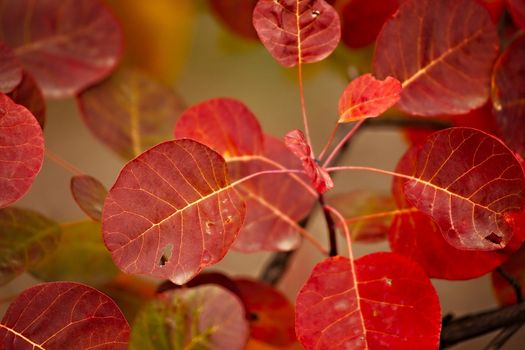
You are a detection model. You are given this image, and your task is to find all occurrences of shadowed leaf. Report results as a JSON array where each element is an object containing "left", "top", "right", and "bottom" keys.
[
  {"left": 0, "top": 0, "right": 123, "bottom": 98},
  {"left": 507, "top": 0, "right": 525, "bottom": 28},
  {"left": 253, "top": 0, "right": 341, "bottom": 67},
  {"left": 0, "top": 207, "right": 61, "bottom": 286},
  {"left": 6, "top": 72, "right": 45, "bottom": 129},
  {"left": 0, "top": 42, "right": 22, "bottom": 93},
  {"left": 338, "top": 73, "right": 401, "bottom": 123},
  {"left": 492, "top": 34, "right": 525, "bottom": 158},
  {"left": 71, "top": 175, "right": 108, "bottom": 221},
  {"left": 78, "top": 67, "right": 185, "bottom": 159},
  {"left": 295, "top": 253, "right": 441, "bottom": 349},
  {"left": 102, "top": 139, "right": 245, "bottom": 285},
  {"left": 0, "top": 282, "right": 130, "bottom": 349},
  {"left": 30, "top": 221, "right": 118, "bottom": 285},
  {"left": 209, "top": 0, "right": 259, "bottom": 40},
  {"left": 0, "top": 93, "right": 44, "bottom": 208},
  {"left": 129, "top": 285, "right": 249, "bottom": 350},
  {"left": 373, "top": 0, "right": 499, "bottom": 116}
]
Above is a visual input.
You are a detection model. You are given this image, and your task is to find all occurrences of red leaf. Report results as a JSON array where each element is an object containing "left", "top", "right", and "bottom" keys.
[
  {"left": 338, "top": 73, "right": 401, "bottom": 123},
  {"left": 6, "top": 72, "right": 45, "bottom": 129},
  {"left": 295, "top": 253, "right": 441, "bottom": 350},
  {"left": 402, "top": 127, "right": 525, "bottom": 250},
  {"left": 507, "top": 0, "right": 525, "bottom": 29},
  {"left": 174, "top": 98, "right": 315, "bottom": 252},
  {"left": 209, "top": 0, "right": 259, "bottom": 40},
  {"left": 0, "top": 93, "right": 44, "bottom": 208},
  {"left": 477, "top": 0, "right": 506, "bottom": 23},
  {"left": 0, "top": 42, "right": 22, "bottom": 93},
  {"left": 336, "top": 0, "right": 400, "bottom": 48},
  {"left": 71, "top": 175, "right": 108, "bottom": 222},
  {"left": 253, "top": 0, "right": 341, "bottom": 67},
  {"left": 235, "top": 278, "right": 296, "bottom": 346},
  {"left": 373, "top": 0, "right": 499, "bottom": 116},
  {"left": 284, "top": 129, "right": 333, "bottom": 193},
  {"left": 492, "top": 34, "right": 525, "bottom": 158},
  {"left": 102, "top": 139, "right": 245, "bottom": 285},
  {"left": 0, "top": 282, "right": 130, "bottom": 349},
  {"left": 174, "top": 97, "right": 264, "bottom": 158},
  {"left": 0, "top": 0, "right": 123, "bottom": 98}
]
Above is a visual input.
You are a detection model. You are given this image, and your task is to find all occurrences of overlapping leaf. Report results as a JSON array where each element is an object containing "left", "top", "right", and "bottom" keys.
[
  {"left": 7, "top": 72, "right": 46, "bottom": 129},
  {"left": 0, "top": 207, "right": 61, "bottom": 286},
  {"left": 102, "top": 139, "right": 245, "bottom": 285},
  {"left": 130, "top": 285, "right": 249, "bottom": 350},
  {"left": 492, "top": 34, "right": 525, "bottom": 158},
  {"left": 71, "top": 175, "right": 108, "bottom": 221},
  {"left": 338, "top": 73, "right": 401, "bottom": 123},
  {"left": 0, "top": 94, "right": 44, "bottom": 208},
  {"left": 235, "top": 278, "right": 296, "bottom": 346},
  {"left": 0, "top": 0, "right": 123, "bottom": 97},
  {"left": 328, "top": 190, "right": 396, "bottom": 242},
  {"left": 0, "top": 42, "right": 21, "bottom": 93},
  {"left": 0, "top": 282, "right": 130, "bottom": 349},
  {"left": 295, "top": 253, "right": 441, "bottom": 349},
  {"left": 507, "top": 0, "right": 525, "bottom": 28},
  {"left": 373, "top": 0, "right": 499, "bottom": 116},
  {"left": 491, "top": 235, "right": 525, "bottom": 305},
  {"left": 30, "top": 221, "right": 118, "bottom": 285},
  {"left": 78, "top": 67, "right": 185, "bottom": 159},
  {"left": 209, "top": 0, "right": 259, "bottom": 40},
  {"left": 174, "top": 98, "right": 315, "bottom": 252},
  {"left": 402, "top": 127, "right": 525, "bottom": 250},
  {"left": 253, "top": 0, "right": 341, "bottom": 67}
]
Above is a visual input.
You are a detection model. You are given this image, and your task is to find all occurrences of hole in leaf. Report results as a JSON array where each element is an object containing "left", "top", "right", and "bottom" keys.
[
  {"left": 385, "top": 278, "right": 393, "bottom": 286},
  {"left": 159, "top": 254, "right": 168, "bottom": 266},
  {"left": 159, "top": 243, "right": 173, "bottom": 267},
  {"left": 311, "top": 9, "right": 320, "bottom": 18},
  {"left": 248, "top": 312, "right": 259, "bottom": 321},
  {"left": 484, "top": 232, "right": 503, "bottom": 245},
  {"left": 224, "top": 215, "right": 233, "bottom": 224}
]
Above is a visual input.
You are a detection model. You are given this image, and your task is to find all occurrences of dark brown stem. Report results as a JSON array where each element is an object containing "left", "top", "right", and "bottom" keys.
[
  {"left": 497, "top": 267, "right": 523, "bottom": 303},
  {"left": 483, "top": 323, "right": 524, "bottom": 350},
  {"left": 319, "top": 194, "right": 337, "bottom": 257}
]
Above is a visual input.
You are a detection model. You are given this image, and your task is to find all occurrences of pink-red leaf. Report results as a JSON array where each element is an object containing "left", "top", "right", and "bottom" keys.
[
  {"left": 338, "top": 73, "right": 401, "bottom": 123},
  {"left": 295, "top": 253, "right": 441, "bottom": 350},
  {"left": 402, "top": 127, "right": 525, "bottom": 250},
  {"left": 209, "top": 0, "right": 259, "bottom": 40},
  {"left": 0, "top": 282, "right": 130, "bottom": 349},
  {"left": 78, "top": 67, "right": 185, "bottom": 159},
  {"left": 71, "top": 175, "right": 108, "bottom": 222},
  {"left": 507, "top": 0, "right": 525, "bottom": 28},
  {"left": 373, "top": 0, "right": 499, "bottom": 116},
  {"left": 0, "top": 0, "right": 123, "bottom": 97},
  {"left": 6, "top": 72, "right": 46, "bottom": 129},
  {"left": 284, "top": 129, "right": 333, "bottom": 193},
  {"left": 102, "top": 139, "right": 245, "bottom": 285},
  {"left": 0, "top": 42, "right": 22, "bottom": 93},
  {"left": 0, "top": 93, "right": 44, "bottom": 208},
  {"left": 492, "top": 34, "right": 525, "bottom": 158},
  {"left": 253, "top": 0, "right": 341, "bottom": 67}
]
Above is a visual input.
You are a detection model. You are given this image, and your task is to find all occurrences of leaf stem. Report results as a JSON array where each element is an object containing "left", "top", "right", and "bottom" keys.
[
  {"left": 319, "top": 195, "right": 338, "bottom": 257},
  {"left": 324, "top": 204, "right": 354, "bottom": 260},
  {"left": 297, "top": 62, "right": 313, "bottom": 156},
  {"left": 345, "top": 207, "right": 418, "bottom": 224},
  {"left": 45, "top": 149, "right": 83, "bottom": 176},
  {"left": 326, "top": 165, "right": 413, "bottom": 182},
  {"left": 318, "top": 123, "right": 340, "bottom": 160},
  {"left": 322, "top": 120, "right": 365, "bottom": 168}
]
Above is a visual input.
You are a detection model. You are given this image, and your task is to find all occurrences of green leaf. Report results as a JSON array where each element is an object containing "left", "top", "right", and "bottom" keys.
[
  {"left": 30, "top": 220, "right": 118, "bottom": 285},
  {"left": 0, "top": 207, "right": 61, "bottom": 286}
]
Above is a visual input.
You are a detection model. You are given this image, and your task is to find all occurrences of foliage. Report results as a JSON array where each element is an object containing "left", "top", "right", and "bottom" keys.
[{"left": 1, "top": 0, "right": 525, "bottom": 349}]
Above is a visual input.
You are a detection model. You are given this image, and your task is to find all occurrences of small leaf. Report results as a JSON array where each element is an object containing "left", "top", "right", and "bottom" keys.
[
  {"left": 492, "top": 34, "right": 525, "bottom": 158},
  {"left": 327, "top": 190, "right": 396, "bottom": 242},
  {"left": 295, "top": 253, "right": 441, "bottom": 350},
  {"left": 6, "top": 72, "right": 46, "bottom": 129},
  {"left": 0, "top": 207, "right": 61, "bottom": 286},
  {"left": 71, "top": 175, "right": 108, "bottom": 221},
  {"left": 403, "top": 127, "right": 525, "bottom": 250},
  {"left": 284, "top": 129, "right": 333, "bottom": 193},
  {"left": 78, "top": 67, "right": 185, "bottom": 159},
  {"left": 0, "top": 42, "right": 22, "bottom": 93},
  {"left": 235, "top": 278, "right": 296, "bottom": 346},
  {"left": 253, "top": 0, "right": 341, "bottom": 67},
  {"left": 0, "top": 282, "right": 130, "bottom": 349},
  {"left": 0, "top": 0, "right": 123, "bottom": 98},
  {"left": 129, "top": 285, "right": 249, "bottom": 350},
  {"left": 102, "top": 139, "right": 245, "bottom": 285},
  {"left": 507, "top": 0, "right": 525, "bottom": 29},
  {"left": 30, "top": 221, "right": 119, "bottom": 285},
  {"left": 373, "top": 0, "right": 499, "bottom": 116},
  {"left": 209, "top": 0, "right": 259, "bottom": 40},
  {"left": 338, "top": 73, "right": 401, "bottom": 123},
  {"left": 0, "top": 93, "right": 44, "bottom": 208}
]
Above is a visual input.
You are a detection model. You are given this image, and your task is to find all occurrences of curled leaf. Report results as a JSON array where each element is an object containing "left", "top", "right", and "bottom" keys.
[
  {"left": 71, "top": 175, "right": 108, "bottom": 221},
  {"left": 7, "top": 72, "right": 46, "bottom": 129}
]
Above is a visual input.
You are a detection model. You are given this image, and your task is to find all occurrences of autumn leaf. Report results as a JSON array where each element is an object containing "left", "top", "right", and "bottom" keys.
[
  {"left": 0, "top": 0, "right": 123, "bottom": 97},
  {"left": 6, "top": 72, "right": 46, "bottom": 129},
  {"left": 0, "top": 94, "right": 44, "bottom": 208},
  {"left": 253, "top": 0, "right": 341, "bottom": 67},
  {"left": 0, "top": 42, "right": 22, "bottom": 93},
  {"left": 373, "top": 0, "right": 499, "bottom": 116},
  {"left": 338, "top": 73, "right": 401, "bottom": 123},
  {"left": 71, "top": 175, "right": 108, "bottom": 222},
  {"left": 102, "top": 139, "right": 245, "bottom": 285},
  {"left": 209, "top": 0, "right": 260, "bottom": 40},
  {"left": 295, "top": 253, "right": 441, "bottom": 349},
  {"left": 0, "top": 282, "right": 130, "bottom": 349},
  {"left": 507, "top": 0, "right": 525, "bottom": 29}
]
